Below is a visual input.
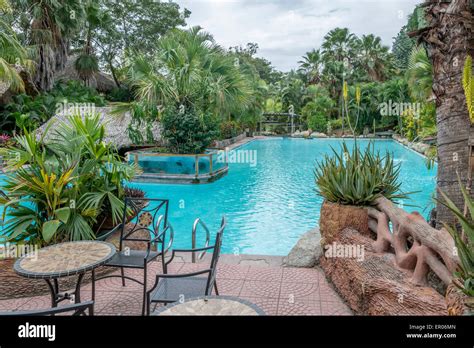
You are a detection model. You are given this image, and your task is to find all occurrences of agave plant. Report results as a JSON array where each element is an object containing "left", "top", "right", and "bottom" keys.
[
  {"left": 314, "top": 142, "right": 409, "bottom": 206},
  {"left": 0, "top": 114, "right": 138, "bottom": 245},
  {"left": 437, "top": 177, "right": 474, "bottom": 305}
]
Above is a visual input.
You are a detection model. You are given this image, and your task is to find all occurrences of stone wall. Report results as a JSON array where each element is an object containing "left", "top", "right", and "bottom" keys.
[
  {"left": 392, "top": 134, "right": 432, "bottom": 157},
  {"left": 212, "top": 133, "right": 247, "bottom": 149}
]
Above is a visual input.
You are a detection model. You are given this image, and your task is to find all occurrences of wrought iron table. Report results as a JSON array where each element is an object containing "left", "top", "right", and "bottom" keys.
[
  {"left": 14, "top": 241, "right": 116, "bottom": 307},
  {"left": 152, "top": 295, "right": 266, "bottom": 316}
]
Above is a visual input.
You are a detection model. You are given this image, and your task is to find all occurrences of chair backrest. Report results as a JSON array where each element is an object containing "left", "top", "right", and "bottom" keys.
[
  {"left": 0, "top": 301, "right": 94, "bottom": 316},
  {"left": 119, "top": 197, "right": 170, "bottom": 250},
  {"left": 206, "top": 216, "right": 226, "bottom": 294}
]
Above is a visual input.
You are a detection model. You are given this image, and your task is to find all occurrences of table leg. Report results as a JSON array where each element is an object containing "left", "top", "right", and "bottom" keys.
[
  {"left": 91, "top": 269, "right": 96, "bottom": 301},
  {"left": 44, "top": 279, "right": 59, "bottom": 308},
  {"left": 74, "top": 273, "right": 85, "bottom": 303}
]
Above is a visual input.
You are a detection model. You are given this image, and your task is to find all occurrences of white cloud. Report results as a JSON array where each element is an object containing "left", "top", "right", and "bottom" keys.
[{"left": 176, "top": 0, "right": 420, "bottom": 71}]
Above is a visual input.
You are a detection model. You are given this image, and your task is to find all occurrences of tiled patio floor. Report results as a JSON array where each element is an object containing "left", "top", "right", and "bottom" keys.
[{"left": 0, "top": 255, "right": 352, "bottom": 316}]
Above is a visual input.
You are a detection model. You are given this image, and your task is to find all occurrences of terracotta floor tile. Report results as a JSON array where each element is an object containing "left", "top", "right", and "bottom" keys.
[
  {"left": 240, "top": 280, "right": 281, "bottom": 298},
  {"left": 320, "top": 300, "right": 352, "bottom": 315},
  {"left": 277, "top": 299, "right": 321, "bottom": 316},
  {"left": 216, "top": 264, "right": 250, "bottom": 280},
  {"left": 0, "top": 297, "right": 32, "bottom": 311},
  {"left": 239, "top": 296, "right": 279, "bottom": 315},
  {"left": 99, "top": 291, "right": 143, "bottom": 316},
  {"left": 246, "top": 266, "right": 283, "bottom": 282},
  {"left": 214, "top": 279, "right": 244, "bottom": 296},
  {"left": 280, "top": 282, "right": 321, "bottom": 302},
  {"left": 281, "top": 267, "right": 321, "bottom": 283}
]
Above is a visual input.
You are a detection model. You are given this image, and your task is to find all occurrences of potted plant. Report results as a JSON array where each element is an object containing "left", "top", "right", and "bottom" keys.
[{"left": 314, "top": 142, "right": 409, "bottom": 244}]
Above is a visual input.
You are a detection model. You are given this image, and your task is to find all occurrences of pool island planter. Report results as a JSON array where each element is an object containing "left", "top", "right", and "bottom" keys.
[
  {"left": 318, "top": 197, "right": 465, "bottom": 315},
  {"left": 126, "top": 149, "right": 229, "bottom": 184}
]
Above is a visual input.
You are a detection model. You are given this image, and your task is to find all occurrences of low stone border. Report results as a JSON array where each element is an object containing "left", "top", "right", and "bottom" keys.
[
  {"left": 213, "top": 133, "right": 247, "bottom": 149},
  {"left": 392, "top": 134, "right": 433, "bottom": 158}
]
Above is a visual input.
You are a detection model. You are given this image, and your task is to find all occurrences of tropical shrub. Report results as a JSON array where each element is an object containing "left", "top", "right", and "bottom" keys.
[
  {"left": 0, "top": 81, "right": 106, "bottom": 134},
  {"left": 314, "top": 142, "right": 408, "bottom": 206},
  {"left": 301, "top": 86, "right": 334, "bottom": 133},
  {"left": 328, "top": 118, "right": 343, "bottom": 130},
  {"left": 106, "top": 86, "right": 133, "bottom": 102},
  {"left": 437, "top": 179, "right": 474, "bottom": 307},
  {"left": 220, "top": 120, "right": 241, "bottom": 140},
  {"left": 161, "top": 106, "right": 219, "bottom": 154},
  {"left": 0, "top": 114, "right": 137, "bottom": 246}
]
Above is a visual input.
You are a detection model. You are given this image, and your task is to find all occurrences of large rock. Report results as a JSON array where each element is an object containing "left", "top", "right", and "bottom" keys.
[
  {"left": 35, "top": 106, "right": 162, "bottom": 149},
  {"left": 310, "top": 132, "right": 328, "bottom": 138},
  {"left": 283, "top": 228, "right": 322, "bottom": 267}
]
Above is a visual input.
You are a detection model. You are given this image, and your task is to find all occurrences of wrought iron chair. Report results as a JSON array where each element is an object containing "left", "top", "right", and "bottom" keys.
[
  {"left": 95, "top": 197, "right": 174, "bottom": 315},
  {"left": 0, "top": 301, "right": 94, "bottom": 316},
  {"left": 146, "top": 216, "right": 226, "bottom": 315}
]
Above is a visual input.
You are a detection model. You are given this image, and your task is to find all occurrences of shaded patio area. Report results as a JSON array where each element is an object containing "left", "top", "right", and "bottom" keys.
[{"left": 0, "top": 254, "right": 351, "bottom": 316}]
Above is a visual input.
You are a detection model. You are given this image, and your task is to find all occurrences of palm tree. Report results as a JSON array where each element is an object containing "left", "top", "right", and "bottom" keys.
[
  {"left": 0, "top": 0, "right": 35, "bottom": 92},
  {"left": 406, "top": 45, "right": 433, "bottom": 101},
  {"left": 298, "top": 49, "right": 322, "bottom": 85},
  {"left": 322, "top": 28, "right": 357, "bottom": 63},
  {"left": 420, "top": 0, "right": 474, "bottom": 226},
  {"left": 127, "top": 26, "right": 253, "bottom": 120},
  {"left": 15, "top": 0, "right": 86, "bottom": 91},
  {"left": 357, "top": 34, "right": 393, "bottom": 82}
]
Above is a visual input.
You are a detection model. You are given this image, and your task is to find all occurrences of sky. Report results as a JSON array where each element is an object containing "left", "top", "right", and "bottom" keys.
[{"left": 175, "top": 0, "right": 420, "bottom": 72}]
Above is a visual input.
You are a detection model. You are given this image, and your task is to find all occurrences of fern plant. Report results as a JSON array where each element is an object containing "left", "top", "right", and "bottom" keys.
[{"left": 463, "top": 55, "right": 474, "bottom": 123}]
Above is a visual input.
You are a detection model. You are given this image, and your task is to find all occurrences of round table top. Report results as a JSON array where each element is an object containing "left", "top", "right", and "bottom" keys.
[
  {"left": 14, "top": 241, "right": 116, "bottom": 279},
  {"left": 152, "top": 296, "right": 265, "bottom": 316}
]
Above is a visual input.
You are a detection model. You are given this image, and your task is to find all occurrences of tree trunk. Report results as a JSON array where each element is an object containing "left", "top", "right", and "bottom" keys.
[
  {"left": 32, "top": 18, "right": 69, "bottom": 92},
  {"left": 421, "top": 0, "right": 474, "bottom": 227},
  {"left": 108, "top": 59, "right": 121, "bottom": 89}
]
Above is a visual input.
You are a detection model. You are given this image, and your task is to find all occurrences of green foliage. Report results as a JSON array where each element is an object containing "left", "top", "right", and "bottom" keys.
[
  {"left": 437, "top": 178, "right": 474, "bottom": 303},
  {"left": 463, "top": 55, "right": 473, "bottom": 123},
  {"left": 301, "top": 86, "right": 334, "bottom": 132},
  {"left": 161, "top": 106, "right": 219, "bottom": 154},
  {"left": 74, "top": 53, "right": 99, "bottom": 81},
  {"left": 0, "top": 80, "right": 106, "bottom": 134},
  {"left": 0, "top": 114, "right": 137, "bottom": 245},
  {"left": 314, "top": 142, "right": 408, "bottom": 206},
  {"left": 406, "top": 45, "right": 433, "bottom": 101},
  {"left": 0, "top": 1, "right": 35, "bottom": 92},
  {"left": 392, "top": 5, "right": 426, "bottom": 71},
  {"left": 220, "top": 120, "right": 241, "bottom": 140},
  {"left": 106, "top": 86, "right": 133, "bottom": 102}
]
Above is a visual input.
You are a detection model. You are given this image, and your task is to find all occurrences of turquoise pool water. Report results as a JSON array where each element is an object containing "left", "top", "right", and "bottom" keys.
[
  {"left": 130, "top": 138, "right": 436, "bottom": 255},
  {"left": 0, "top": 139, "right": 437, "bottom": 255}
]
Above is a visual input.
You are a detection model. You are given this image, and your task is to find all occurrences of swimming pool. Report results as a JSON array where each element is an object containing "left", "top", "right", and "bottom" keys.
[
  {"left": 131, "top": 138, "right": 436, "bottom": 255},
  {"left": 0, "top": 138, "right": 437, "bottom": 255}
]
